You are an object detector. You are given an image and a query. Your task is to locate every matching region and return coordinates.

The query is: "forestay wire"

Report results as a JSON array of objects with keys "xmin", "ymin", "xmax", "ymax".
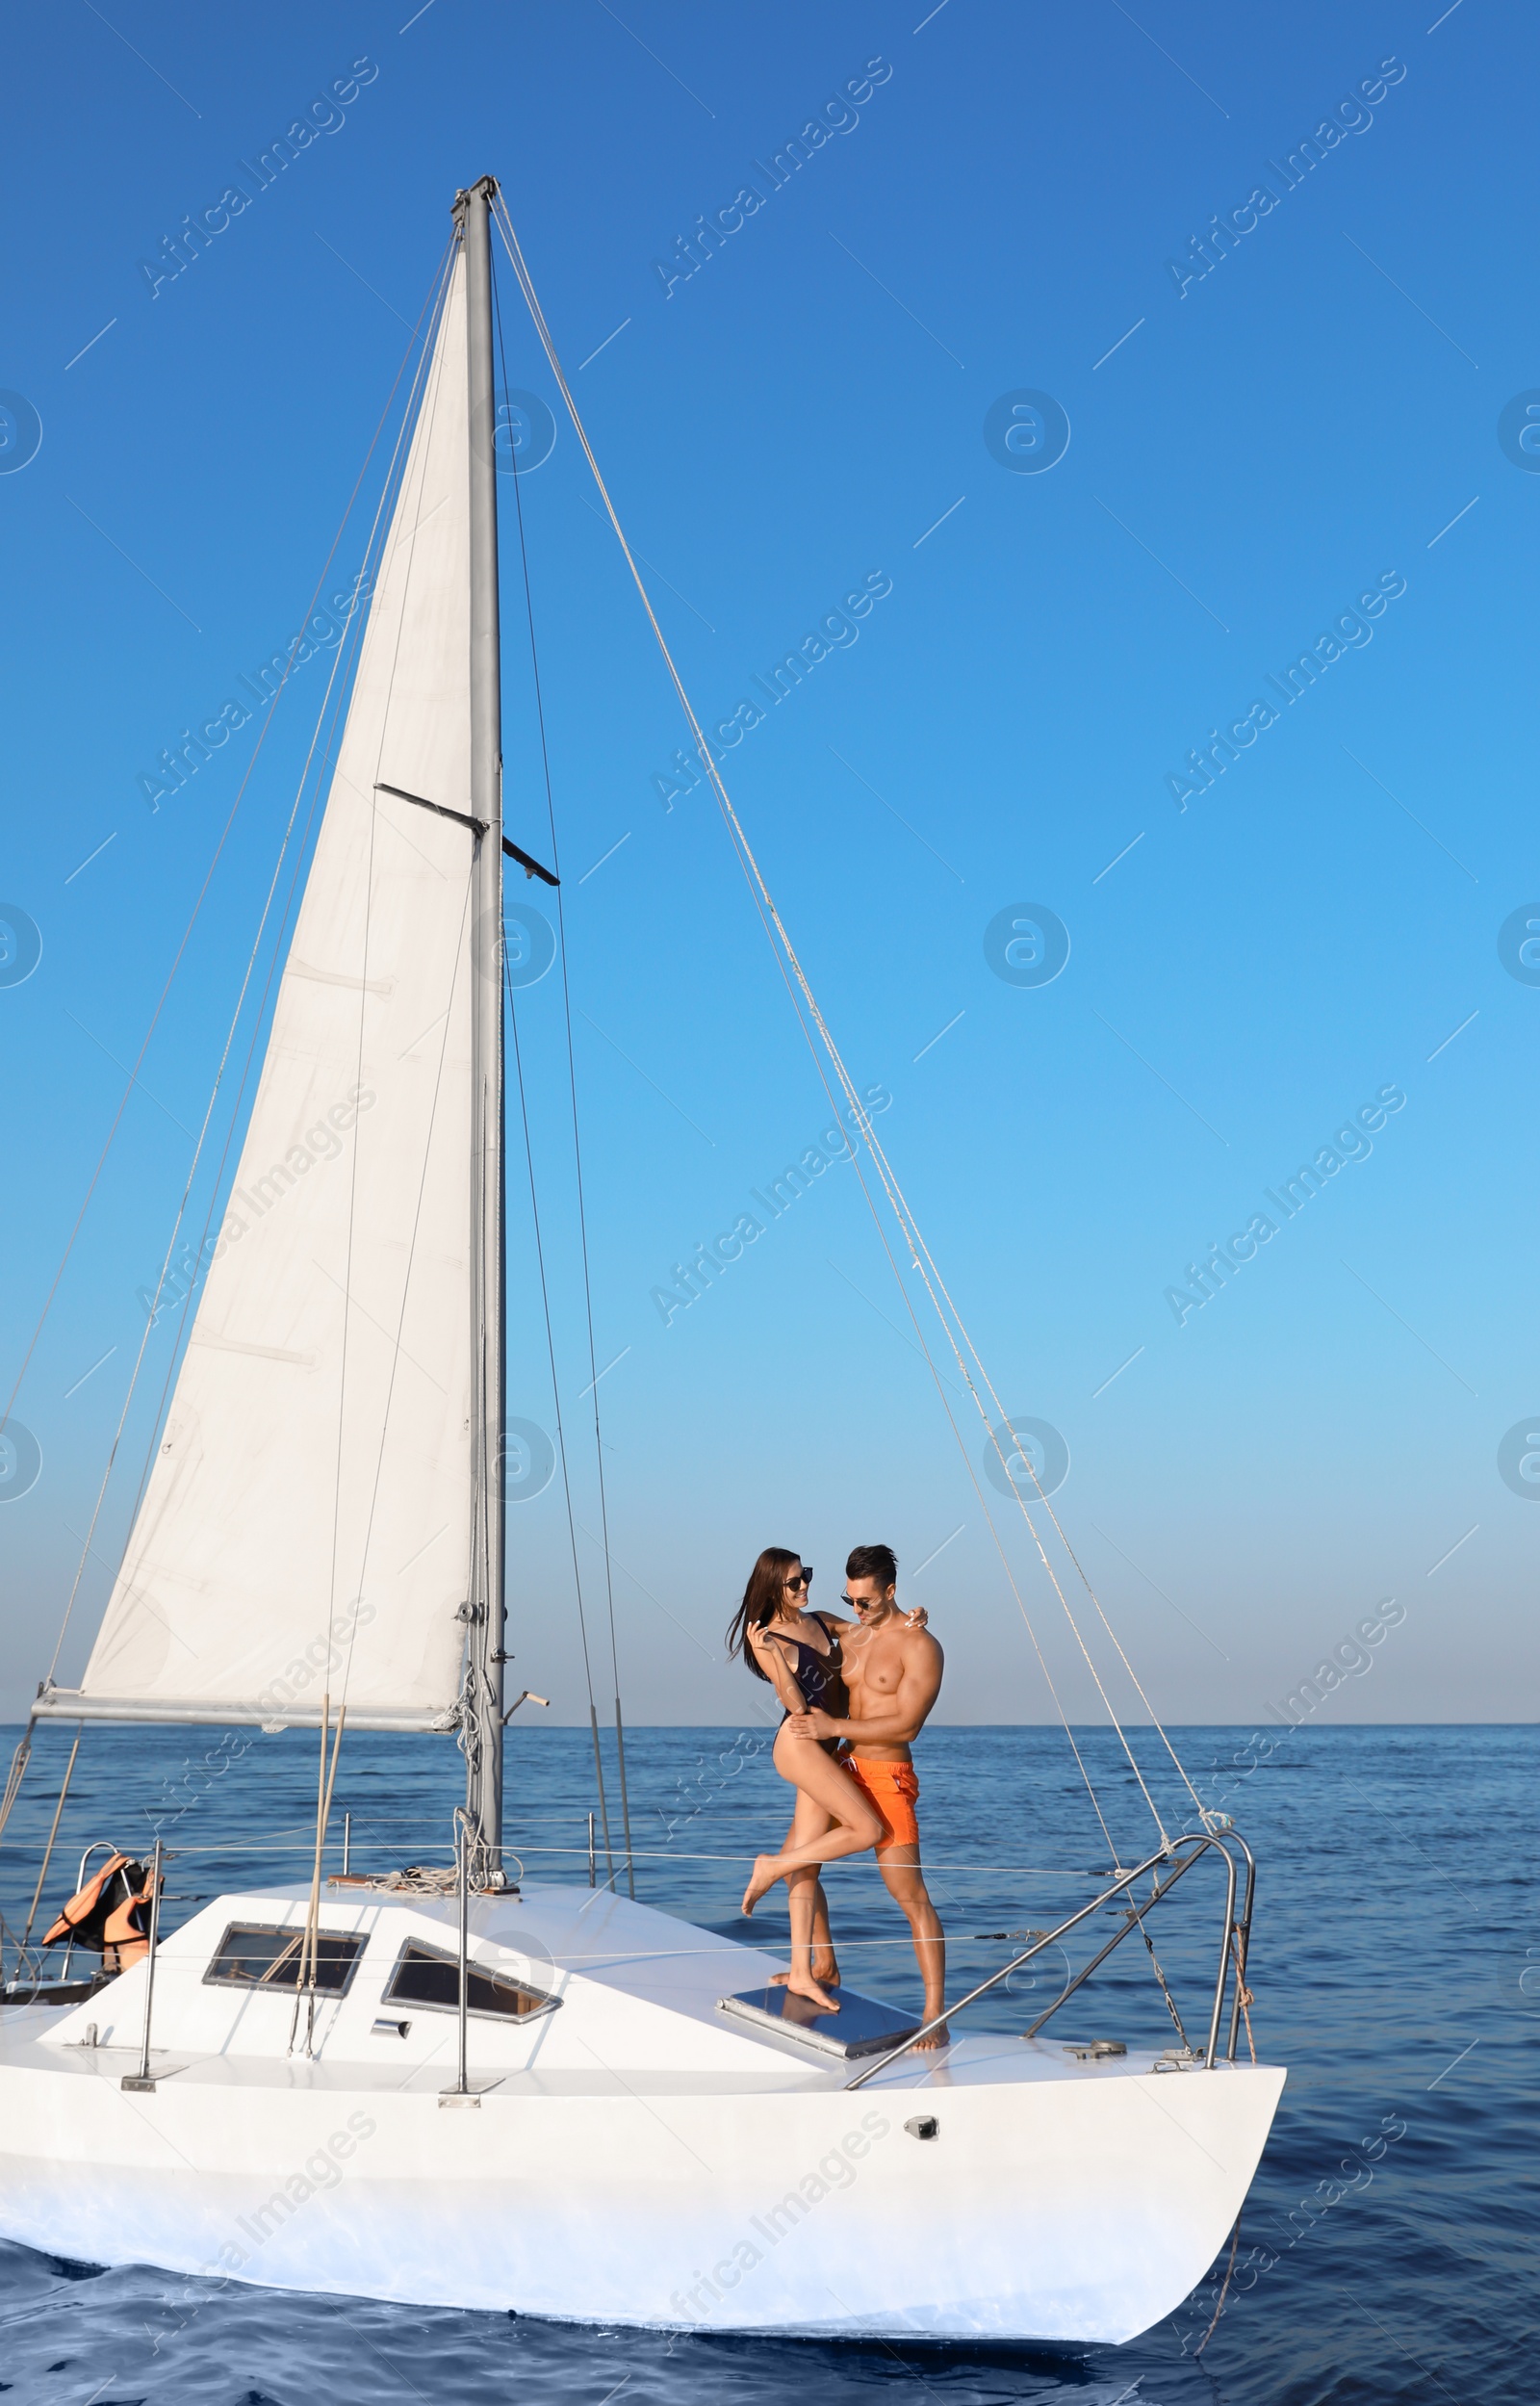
[{"xmin": 492, "ymin": 193, "xmax": 1213, "ymax": 1856}]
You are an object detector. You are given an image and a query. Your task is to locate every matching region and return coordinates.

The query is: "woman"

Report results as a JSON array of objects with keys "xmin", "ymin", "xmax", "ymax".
[{"xmin": 726, "ymin": 1547, "xmax": 883, "ymax": 2011}]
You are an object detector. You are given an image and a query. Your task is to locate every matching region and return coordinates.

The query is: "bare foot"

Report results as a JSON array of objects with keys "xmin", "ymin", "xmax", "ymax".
[
  {"xmin": 912, "ymin": 2022, "xmax": 951, "ymax": 2050},
  {"xmin": 740, "ymin": 1856, "xmax": 781, "ymax": 1915},
  {"xmin": 783, "ymin": 1972, "xmax": 839, "ymax": 2012},
  {"xmin": 770, "ymin": 1957, "xmax": 840, "ymax": 1989}
]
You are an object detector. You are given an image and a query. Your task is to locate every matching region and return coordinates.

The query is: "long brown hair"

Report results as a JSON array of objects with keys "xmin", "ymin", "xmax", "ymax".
[{"xmin": 726, "ymin": 1546, "xmax": 803, "ymax": 1682}]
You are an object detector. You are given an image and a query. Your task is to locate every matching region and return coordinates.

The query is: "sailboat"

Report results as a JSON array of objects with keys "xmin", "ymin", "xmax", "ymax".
[{"xmin": 0, "ymin": 179, "xmax": 1283, "ymax": 2342}]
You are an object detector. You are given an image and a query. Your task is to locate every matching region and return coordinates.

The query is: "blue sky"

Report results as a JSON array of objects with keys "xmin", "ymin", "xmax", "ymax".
[{"xmin": 2, "ymin": 0, "xmax": 1535, "ymax": 1733}]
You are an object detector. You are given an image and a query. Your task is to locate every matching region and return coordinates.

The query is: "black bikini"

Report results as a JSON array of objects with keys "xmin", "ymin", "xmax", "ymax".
[{"xmin": 772, "ymin": 1614, "xmax": 848, "ymax": 1747}]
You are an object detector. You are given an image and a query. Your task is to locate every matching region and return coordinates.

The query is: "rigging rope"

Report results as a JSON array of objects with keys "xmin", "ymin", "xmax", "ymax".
[
  {"xmin": 20, "ymin": 1726, "xmax": 81, "ymax": 1946},
  {"xmin": 292, "ymin": 1695, "xmax": 346, "ymax": 2057},
  {"xmin": 490, "ymin": 194, "xmax": 1208, "ymax": 1850},
  {"xmin": 1230, "ymin": 1923, "xmax": 1257, "ymax": 2062},
  {"xmin": 1194, "ymin": 2212, "xmax": 1245, "ymax": 2357},
  {"xmin": 492, "ymin": 241, "xmax": 635, "ymax": 1894},
  {"xmin": 504, "ymin": 944, "xmax": 615, "ymax": 1886}
]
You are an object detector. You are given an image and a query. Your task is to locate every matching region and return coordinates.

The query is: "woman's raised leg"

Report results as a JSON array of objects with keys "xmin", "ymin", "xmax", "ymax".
[{"xmin": 741, "ymin": 1735, "xmax": 883, "ymax": 1915}]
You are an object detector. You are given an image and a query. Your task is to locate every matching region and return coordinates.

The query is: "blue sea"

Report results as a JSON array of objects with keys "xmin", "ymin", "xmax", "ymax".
[{"xmin": 0, "ymin": 1720, "xmax": 1532, "ymax": 2403}]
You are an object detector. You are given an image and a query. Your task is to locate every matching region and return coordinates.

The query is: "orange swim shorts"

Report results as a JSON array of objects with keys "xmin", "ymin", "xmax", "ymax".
[{"xmin": 845, "ymin": 1755, "xmax": 920, "ymax": 1850}]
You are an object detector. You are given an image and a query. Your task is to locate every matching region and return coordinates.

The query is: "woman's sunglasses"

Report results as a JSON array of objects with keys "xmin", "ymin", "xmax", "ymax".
[{"xmin": 783, "ymin": 1568, "xmax": 812, "ymax": 1591}]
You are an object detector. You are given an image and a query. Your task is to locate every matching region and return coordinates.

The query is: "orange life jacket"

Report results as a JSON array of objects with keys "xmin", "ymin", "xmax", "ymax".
[{"xmin": 42, "ymin": 1850, "xmax": 157, "ymax": 1970}]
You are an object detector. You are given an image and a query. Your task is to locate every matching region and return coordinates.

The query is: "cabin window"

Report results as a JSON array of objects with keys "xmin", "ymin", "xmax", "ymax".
[
  {"xmin": 382, "ymin": 1938, "xmax": 557, "ymax": 2021},
  {"xmin": 205, "ymin": 1921, "xmax": 366, "ymax": 1995}
]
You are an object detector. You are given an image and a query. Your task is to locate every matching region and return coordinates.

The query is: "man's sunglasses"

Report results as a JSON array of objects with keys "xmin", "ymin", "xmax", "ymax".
[
  {"xmin": 783, "ymin": 1568, "xmax": 812, "ymax": 1591},
  {"xmin": 842, "ymin": 1593, "xmax": 884, "ymax": 1612}
]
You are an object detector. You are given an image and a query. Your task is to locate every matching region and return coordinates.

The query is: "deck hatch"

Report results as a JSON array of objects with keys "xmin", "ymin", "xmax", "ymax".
[
  {"xmin": 203, "ymin": 1921, "xmax": 366, "ymax": 1995},
  {"xmin": 382, "ymin": 1937, "xmax": 559, "ymax": 2022},
  {"xmin": 719, "ymin": 1984, "xmax": 921, "ymax": 2060}
]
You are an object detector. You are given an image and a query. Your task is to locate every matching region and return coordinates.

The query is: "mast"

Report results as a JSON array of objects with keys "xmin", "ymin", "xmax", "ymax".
[{"xmin": 459, "ymin": 175, "xmax": 505, "ymax": 1877}]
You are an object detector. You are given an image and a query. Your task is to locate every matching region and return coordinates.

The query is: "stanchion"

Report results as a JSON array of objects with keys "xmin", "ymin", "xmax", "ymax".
[
  {"xmin": 121, "ymin": 1837, "xmax": 164, "ymax": 2093},
  {"xmin": 440, "ymin": 1811, "xmax": 478, "ymax": 2108}
]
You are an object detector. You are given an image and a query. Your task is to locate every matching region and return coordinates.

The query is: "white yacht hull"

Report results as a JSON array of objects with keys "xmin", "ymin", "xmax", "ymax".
[{"xmin": 0, "ymin": 1883, "xmax": 1284, "ymax": 2342}]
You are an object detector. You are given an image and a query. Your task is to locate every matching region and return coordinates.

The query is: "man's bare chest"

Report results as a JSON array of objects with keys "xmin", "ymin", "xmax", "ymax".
[{"xmin": 844, "ymin": 1634, "xmax": 907, "ymax": 1697}]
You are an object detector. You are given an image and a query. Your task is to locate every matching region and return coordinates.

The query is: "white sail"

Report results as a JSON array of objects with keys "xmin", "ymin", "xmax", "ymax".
[{"xmin": 72, "ymin": 257, "xmax": 478, "ymax": 1729}]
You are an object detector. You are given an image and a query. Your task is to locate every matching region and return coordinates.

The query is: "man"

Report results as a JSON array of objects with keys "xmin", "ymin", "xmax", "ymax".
[{"xmin": 785, "ymin": 1542, "xmax": 948, "ymax": 2045}]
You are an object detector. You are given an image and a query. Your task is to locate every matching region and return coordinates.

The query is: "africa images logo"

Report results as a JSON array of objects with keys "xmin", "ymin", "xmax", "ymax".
[
  {"xmin": 984, "ymin": 391, "xmax": 1070, "ymax": 476},
  {"xmin": 983, "ymin": 904, "xmax": 1070, "ymax": 987}
]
